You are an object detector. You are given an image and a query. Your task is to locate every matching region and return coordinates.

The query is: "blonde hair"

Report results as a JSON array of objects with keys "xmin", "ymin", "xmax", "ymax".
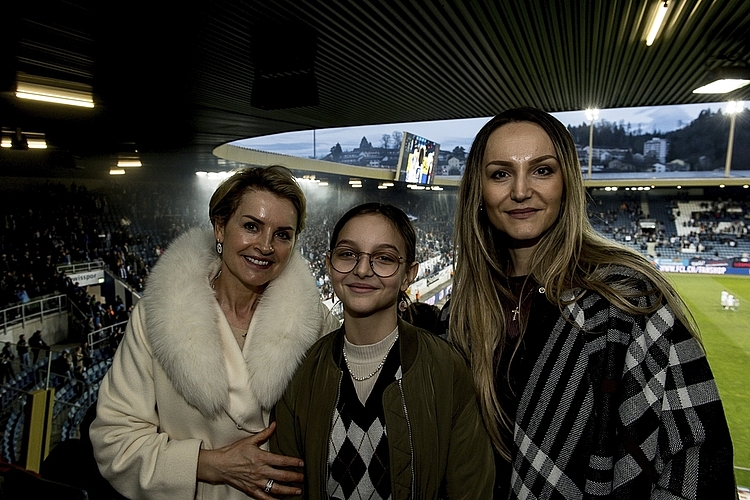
[
  {"xmin": 450, "ymin": 107, "xmax": 698, "ymax": 460},
  {"xmin": 209, "ymin": 165, "xmax": 306, "ymax": 236}
]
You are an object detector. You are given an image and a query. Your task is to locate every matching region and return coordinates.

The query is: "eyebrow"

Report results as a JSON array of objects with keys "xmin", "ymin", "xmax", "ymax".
[
  {"xmin": 334, "ymin": 239, "xmax": 401, "ymax": 252},
  {"xmin": 241, "ymin": 214, "xmax": 295, "ymax": 232},
  {"xmin": 485, "ymin": 154, "xmax": 558, "ymax": 168}
]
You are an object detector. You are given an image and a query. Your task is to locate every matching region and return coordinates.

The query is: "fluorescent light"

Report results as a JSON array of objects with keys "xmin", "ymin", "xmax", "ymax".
[
  {"xmin": 16, "ymin": 82, "xmax": 94, "ymax": 108},
  {"xmin": 16, "ymin": 73, "xmax": 94, "ymax": 108},
  {"xmin": 209, "ymin": 172, "xmax": 231, "ymax": 179},
  {"xmin": 117, "ymin": 159, "xmax": 142, "ymax": 167},
  {"xmin": 693, "ymin": 67, "xmax": 750, "ymax": 94},
  {"xmin": 117, "ymin": 149, "xmax": 142, "ymax": 167},
  {"xmin": 197, "ymin": 171, "xmax": 233, "ymax": 180},
  {"xmin": 109, "ymin": 168, "xmax": 126, "ymax": 175},
  {"xmin": 646, "ymin": 2, "xmax": 668, "ymax": 46},
  {"xmin": 1, "ymin": 129, "xmax": 46, "ymax": 149},
  {"xmin": 693, "ymin": 79, "xmax": 750, "ymax": 94},
  {"xmin": 16, "ymin": 90, "xmax": 93, "ymax": 108}
]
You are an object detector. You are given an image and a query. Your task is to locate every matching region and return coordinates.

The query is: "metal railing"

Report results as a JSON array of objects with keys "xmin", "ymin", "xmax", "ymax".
[
  {"xmin": 1, "ymin": 351, "xmax": 111, "ymax": 463},
  {"xmin": 0, "ymin": 295, "xmax": 68, "ymax": 335},
  {"xmin": 56, "ymin": 260, "xmax": 105, "ymax": 275},
  {"xmin": 67, "ymin": 297, "xmax": 90, "ymax": 323},
  {"xmin": 103, "ymin": 268, "xmax": 143, "ymax": 302},
  {"xmin": 88, "ymin": 320, "xmax": 129, "ymax": 351}
]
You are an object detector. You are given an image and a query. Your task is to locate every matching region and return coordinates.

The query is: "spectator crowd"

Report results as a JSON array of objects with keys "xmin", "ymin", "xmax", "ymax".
[{"xmin": 2, "ymin": 180, "xmax": 748, "ymax": 318}]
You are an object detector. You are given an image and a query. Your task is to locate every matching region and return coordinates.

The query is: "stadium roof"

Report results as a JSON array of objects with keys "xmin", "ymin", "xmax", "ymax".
[{"xmin": 1, "ymin": 0, "xmax": 749, "ymax": 180}]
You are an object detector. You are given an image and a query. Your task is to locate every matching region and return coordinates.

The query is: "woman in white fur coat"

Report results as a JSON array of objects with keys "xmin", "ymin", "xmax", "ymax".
[{"xmin": 90, "ymin": 166, "xmax": 339, "ymax": 500}]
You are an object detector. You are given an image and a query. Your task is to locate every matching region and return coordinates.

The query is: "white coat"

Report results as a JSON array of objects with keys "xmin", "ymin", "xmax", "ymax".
[{"xmin": 90, "ymin": 228, "xmax": 339, "ymax": 500}]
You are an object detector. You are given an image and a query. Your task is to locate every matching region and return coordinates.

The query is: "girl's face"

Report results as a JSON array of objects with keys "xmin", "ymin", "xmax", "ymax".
[{"xmin": 327, "ymin": 213, "xmax": 418, "ymax": 319}]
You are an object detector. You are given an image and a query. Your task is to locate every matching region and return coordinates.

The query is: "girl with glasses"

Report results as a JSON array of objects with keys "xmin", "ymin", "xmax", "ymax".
[{"xmin": 271, "ymin": 202, "xmax": 494, "ymax": 499}]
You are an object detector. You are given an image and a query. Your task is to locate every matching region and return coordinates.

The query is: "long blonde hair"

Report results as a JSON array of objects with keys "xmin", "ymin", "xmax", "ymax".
[{"xmin": 449, "ymin": 107, "xmax": 698, "ymax": 460}]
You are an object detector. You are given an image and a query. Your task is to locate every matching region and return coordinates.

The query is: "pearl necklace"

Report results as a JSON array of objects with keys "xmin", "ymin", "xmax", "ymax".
[{"xmin": 342, "ymin": 334, "xmax": 399, "ymax": 382}]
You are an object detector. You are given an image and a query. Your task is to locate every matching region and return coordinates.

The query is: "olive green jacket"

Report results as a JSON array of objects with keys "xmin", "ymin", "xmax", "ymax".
[{"xmin": 271, "ymin": 319, "xmax": 494, "ymax": 499}]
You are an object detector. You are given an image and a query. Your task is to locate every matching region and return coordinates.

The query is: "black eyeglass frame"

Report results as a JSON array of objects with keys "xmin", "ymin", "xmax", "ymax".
[{"xmin": 327, "ymin": 249, "xmax": 405, "ymax": 278}]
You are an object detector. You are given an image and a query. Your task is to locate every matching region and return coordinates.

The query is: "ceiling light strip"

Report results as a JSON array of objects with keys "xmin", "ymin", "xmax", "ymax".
[
  {"xmin": 117, "ymin": 160, "xmax": 142, "ymax": 168},
  {"xmin": 693, "ymin": 79, "xmax": 750, "ymax": 94},
  {"xmin": 646, "ymin": 2, "xmax": 668, "ymax": 46},
  {"xmin": 16, "ymin": 82, "xmax": 94, "ymax": 108}
]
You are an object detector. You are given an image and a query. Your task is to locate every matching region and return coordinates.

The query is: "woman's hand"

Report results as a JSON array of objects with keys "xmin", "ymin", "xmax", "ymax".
[{"xmin": 197, "ymin": 422, "xmax": 304, "ymax": 498}]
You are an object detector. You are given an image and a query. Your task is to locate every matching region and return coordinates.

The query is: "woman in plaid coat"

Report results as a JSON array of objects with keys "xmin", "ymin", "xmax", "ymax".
[{"xmin": 450, "ymin": 107, "xmax": 736, "ymax": 499}]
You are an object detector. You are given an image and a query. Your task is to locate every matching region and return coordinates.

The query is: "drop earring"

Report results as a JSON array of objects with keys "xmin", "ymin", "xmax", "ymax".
[
  {"xmin": 216, "ymin": 241, "xmax": 223, "ymax": 255},
  {"xmin": 399, "ymin": 298, "xmax": 408, "ymax": 312}
]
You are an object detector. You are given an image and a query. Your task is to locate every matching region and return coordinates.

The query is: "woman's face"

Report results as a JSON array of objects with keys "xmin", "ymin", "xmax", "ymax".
[
  {"xmin": 481, "ymin": 121, "xmax": 564, "ymax": 249},
  {"xmin": 214, "ymin": 189, "xmax": 297, "ymax": 293},
  {"xmin": 327, "ymin": 213, "xmax": 417, "ymax": 319}
]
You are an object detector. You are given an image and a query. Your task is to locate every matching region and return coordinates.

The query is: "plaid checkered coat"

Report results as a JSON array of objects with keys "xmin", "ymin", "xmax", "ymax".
[{"xmin": 508, "ymin": 266, "xmax": 736, "ymax": 499}]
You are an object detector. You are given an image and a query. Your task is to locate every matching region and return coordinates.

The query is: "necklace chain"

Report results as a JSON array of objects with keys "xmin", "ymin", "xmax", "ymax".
[
  {"xmin": 343, "ymin": 334, "xmax": 399, "ymax": 381},
  {"xmin": 511, "ymin": 281, "xmax": 524, "ymax": 321},
  {"xmin": 510, "ymin": 282, "xmax": 546, "ymax": 321}
]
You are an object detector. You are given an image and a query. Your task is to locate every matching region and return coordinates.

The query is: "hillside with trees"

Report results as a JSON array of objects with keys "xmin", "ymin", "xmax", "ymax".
[{"xmin": 567, "ymin": 108, "xmax": 749, "ymax": 171}]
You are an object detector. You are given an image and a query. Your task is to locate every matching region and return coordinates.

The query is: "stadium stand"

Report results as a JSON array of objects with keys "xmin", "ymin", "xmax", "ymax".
[{"xmin": 1, "ymin": 179, "xmax": 748, "ymax": 498}]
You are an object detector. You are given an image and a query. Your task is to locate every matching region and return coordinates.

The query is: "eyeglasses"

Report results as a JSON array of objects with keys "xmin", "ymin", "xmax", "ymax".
[{"xmin": 328, "ymin": 247, "xmax": 405, "ymax": 278}]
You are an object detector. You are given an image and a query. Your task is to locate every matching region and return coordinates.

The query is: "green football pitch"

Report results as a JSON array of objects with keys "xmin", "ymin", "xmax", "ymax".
[{"xmin": 667, "ymin": 273, "xmax": 750, "ymax": 488}]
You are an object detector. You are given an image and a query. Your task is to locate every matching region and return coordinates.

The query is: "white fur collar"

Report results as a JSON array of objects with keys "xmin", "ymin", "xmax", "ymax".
[{"xmin": 143, "ymin": 227, "xmax": 324, "ymax": 419}]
